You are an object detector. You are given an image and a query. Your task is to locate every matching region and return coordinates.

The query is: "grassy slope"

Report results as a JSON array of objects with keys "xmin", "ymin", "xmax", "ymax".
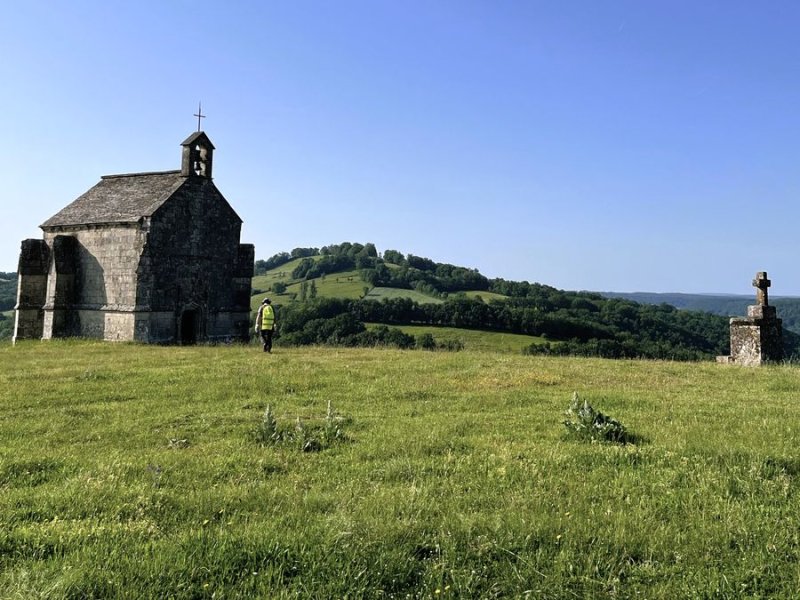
[
  {"xmin": 3, "ymin": 341, "xmax": 800, "ymax": 597},
  {"xmin": 463, "ymin": 290, "xmax": 508, "ymax": 302},
  {"xmin": 287, "ymin": 270, "xmax": 367, "ymax": 300},
  {"xmin": 365, "ymin": 287, "xmax": 442, "ymax": 304},
  {"xmin": 251, "ymin": 257, "xmax": 315, "ymax": 292},
  {"xmin": 372, "ymin": 323, "xmax": 545, "ymax": 353},
  {"xmin": 251, "ymin": 259, "xmax": 446, "ymax": 310}
]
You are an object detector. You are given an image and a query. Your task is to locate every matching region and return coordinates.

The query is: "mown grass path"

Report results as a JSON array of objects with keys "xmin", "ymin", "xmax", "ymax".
[{"xmin": 2, "ymin": 341, "xmax": 800, "ymax": 598}]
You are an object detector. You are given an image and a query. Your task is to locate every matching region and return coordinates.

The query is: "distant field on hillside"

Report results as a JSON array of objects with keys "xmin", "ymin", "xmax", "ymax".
[
  {"xmin": 251, "ymin": 270, "xmax": 368, "ymax": 312},
  {"xmin": 251, "ymin": 256, "xmax": 314, "ymax": 292},
  {"xmin": 3, "ymin": 341, "xmax": 800, "ymax": 597},
  {"xmin": 250, "ymin": 292, "xmax": 292, "ymax": 313},
  {"xmin": 365, "ymin": 287, "xmax": 443, "ymax": 304},
  {"xmin": 286, "ymin": 270, "xmax": 367, "ymax": 300},
  {"xmin": 369, "ymin": 323, "xmax": 545, "ymax": 353},
  {"xmin": 463, "ymin": 290, "xmax": 508, "ymax": 302}
]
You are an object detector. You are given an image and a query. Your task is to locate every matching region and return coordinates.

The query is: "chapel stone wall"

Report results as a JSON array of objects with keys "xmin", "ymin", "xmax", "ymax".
[
  {"xmin": 40, "ymin": 226, "xmax": 147, "ymax": 341},
  {"xmin": 42, "ymin": 235, "xmax": 78, "ymax": 338},
  {"xmin": 143, "ymin": 177, "xmax": 250, "ymax": 342},
  {"xmin": 13, "ymin": 239, "xmax": 50, "ymax": 343}
]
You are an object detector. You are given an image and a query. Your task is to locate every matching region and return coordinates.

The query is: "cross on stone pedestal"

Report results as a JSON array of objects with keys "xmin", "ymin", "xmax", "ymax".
[{"xmin": 753, "ymin": 271, "xmax": 771, "ymax": 306}]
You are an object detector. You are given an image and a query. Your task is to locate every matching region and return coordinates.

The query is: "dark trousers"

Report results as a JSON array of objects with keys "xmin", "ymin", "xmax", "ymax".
[{"xmin": 260, "ymin": 328, "xmax": 274, "ymax": 352}]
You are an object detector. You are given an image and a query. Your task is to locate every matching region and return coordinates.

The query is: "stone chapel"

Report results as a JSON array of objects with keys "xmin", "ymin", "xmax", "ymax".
[{"xmin": 13, "ymin": 131, "xmax": 254, "ymax": 344}]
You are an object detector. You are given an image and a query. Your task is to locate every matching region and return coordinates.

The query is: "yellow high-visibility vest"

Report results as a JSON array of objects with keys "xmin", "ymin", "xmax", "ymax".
[{"xmin": 261, "ymin": 305, "xmax": 275, "ymax": 330}]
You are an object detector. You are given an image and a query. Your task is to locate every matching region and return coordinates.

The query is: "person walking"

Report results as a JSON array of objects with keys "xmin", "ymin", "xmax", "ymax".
[{"xmin": 255, "ymin": 298, "xmax": 276, "ymax": 353}]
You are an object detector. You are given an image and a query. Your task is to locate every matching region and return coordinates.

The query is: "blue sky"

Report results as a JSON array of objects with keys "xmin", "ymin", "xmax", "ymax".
[{"xmin": 2, "ymin": 1, "xmax": 799, "ymax": 294}]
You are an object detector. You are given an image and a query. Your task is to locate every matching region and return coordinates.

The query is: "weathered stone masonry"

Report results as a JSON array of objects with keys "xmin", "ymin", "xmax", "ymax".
[
  {"xmin": 14, "ymin": 131, "xmax": 254, "ymax": 344},
  {"xmin": 718, "ymin": 271, "xmax": 783, "ymax": 366}
]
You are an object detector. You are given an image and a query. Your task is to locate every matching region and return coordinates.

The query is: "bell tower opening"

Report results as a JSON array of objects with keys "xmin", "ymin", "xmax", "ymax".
[{"xmin": 180, "ymin": 131, "xmax": 215, "ymax": 179}]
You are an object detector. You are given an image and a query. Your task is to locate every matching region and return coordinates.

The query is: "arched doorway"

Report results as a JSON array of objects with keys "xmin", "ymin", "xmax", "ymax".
[{"xmin": 180, "ymin": 309, "xmax": 198, "ymax": 345}]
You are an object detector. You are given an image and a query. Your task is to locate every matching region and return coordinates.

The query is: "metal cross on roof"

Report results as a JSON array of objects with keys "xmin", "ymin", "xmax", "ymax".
[{"xmin": 193, "ymin": 102, "xmax": 205, "ymax": 132}]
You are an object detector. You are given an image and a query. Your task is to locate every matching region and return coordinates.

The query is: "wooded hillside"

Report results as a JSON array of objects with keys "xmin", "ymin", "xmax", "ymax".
[
  {"xmin": 602, "ymin": 291, "xmax": 800, "ymax": 335},
  {"xmin": 256, "ymin": 243, "xmax": 800, "ymax": 360},
  {"xmin": 0, "ymin": 273, "xmax": 16, "ymax": 312}
]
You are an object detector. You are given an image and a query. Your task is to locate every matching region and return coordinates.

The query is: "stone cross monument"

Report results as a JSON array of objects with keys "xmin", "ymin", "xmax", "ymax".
[
  {"xmin": 718, "ymin": 271, "xmax": 783, "ymax": 366},
  {"xmin": 753, "ymin": 271, "xmax": 770, "ymax": 307}
]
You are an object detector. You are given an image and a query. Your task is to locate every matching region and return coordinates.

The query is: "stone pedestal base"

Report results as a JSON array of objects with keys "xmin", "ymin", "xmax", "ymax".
[{"xmin": 722, "ymin": 309, "xmax": 783, "ymax": 366}]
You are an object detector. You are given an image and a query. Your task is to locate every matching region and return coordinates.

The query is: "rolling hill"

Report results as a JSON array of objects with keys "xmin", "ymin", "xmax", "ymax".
[{"xmin": 249, "ymin": 243, "xmax": 766, "ymax": 360}]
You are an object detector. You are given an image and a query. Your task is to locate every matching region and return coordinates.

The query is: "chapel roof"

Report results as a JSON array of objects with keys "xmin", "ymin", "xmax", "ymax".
[{"xmin": 40, "ymin": 170, "xmax": 186, "ymax": 228}]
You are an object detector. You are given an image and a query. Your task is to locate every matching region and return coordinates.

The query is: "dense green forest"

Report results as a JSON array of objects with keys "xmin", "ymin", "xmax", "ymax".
[
  {"xmin": 262, "ymin": 244, "xmax": 800, "ymax": 360},
  {"xmin": 0, "ymin": 272, "xmax": 15, "ymax": 341},
  {"xmin": 603, "ymin": 291, "xmax": 800, "ymax": 335},
  {"xmin": 0, "ymin": 313, "xmax": 11, "ymax": 340},
  {"xmin": 0, "ymin": 273, "xmax": 17, "ymax": 341},
  {"xmin": 0, "ymin": 273, "xmax": 16, "ymax": 312}
]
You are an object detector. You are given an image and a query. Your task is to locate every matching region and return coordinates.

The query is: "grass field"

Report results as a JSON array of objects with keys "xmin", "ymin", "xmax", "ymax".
[
  {"xmin": 370, "ymin": 323, "xmax": 546, "ymax": 353},
  {"xmin": 365, "ymin": 287, "xmax": 443, "ymax": 304},
  {"xmin": 3, "ymin": 340, "xmax": 800, "ymax": 597},
  {"xmin": 463, "ymin": 290, "xmax": 508, "ymax": 303},
  {"xmin": 250, "ymin": 270, "xmax": 369, "ymax": 312},
  {"xmin": 285, "ymin": 270, "xmax": 368, "ymax": 300},
  {"xmin": 251, "ymin": 257, "xmax": 318, "ymax": 293}
]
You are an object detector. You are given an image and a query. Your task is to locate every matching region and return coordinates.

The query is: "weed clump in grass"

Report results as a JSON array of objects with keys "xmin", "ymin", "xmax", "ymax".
[
  {"xmin": 563, "ymin": 392, "xmax": 631, "ymax": 444},
  {"xmin": 255, "ymin": 400, "xmax": 349, "ymax": 452},
  {"xmin": 256, "ymin": 404, "xmax": 281, "ymax": 445}
]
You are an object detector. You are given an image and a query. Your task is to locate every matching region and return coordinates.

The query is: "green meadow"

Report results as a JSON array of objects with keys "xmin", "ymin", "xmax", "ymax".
[
  {"xmin": 3, "ymin": 340, "xmax": 800, "ymax": 598},
  {"xmin": 292, "ymin": 270, "xmax": 368, "ymax": 300},
  {"xmin": 463, "ymin": 291, "xmax": 508, "ymax": 303},
  {"xmin": 371, "ymin": 324, "xmax": 545, "ymax": 353},
  {"xmin": 251, "ymin": 257, "xmax": 317, "ymax": 291},
  {"xmin": 365, "ymin": 287, "xmax": 443, "ymax": 304},
  {"xmin": 250, "ymin": 256, "xmax": 500, "ymax": 310}
]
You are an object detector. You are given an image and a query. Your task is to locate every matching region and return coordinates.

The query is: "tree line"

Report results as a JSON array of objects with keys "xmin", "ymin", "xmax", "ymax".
[
  {"xmin": 271, "ymin": 294, "xmax": 744, "ymax": 360},
  {"xmin": 603, "ymin": 291, "xmax": 800, "ymax": 336},
  {"xmin": 0, "ymin": 273, "xmax": 17, "ymax": 312}
]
